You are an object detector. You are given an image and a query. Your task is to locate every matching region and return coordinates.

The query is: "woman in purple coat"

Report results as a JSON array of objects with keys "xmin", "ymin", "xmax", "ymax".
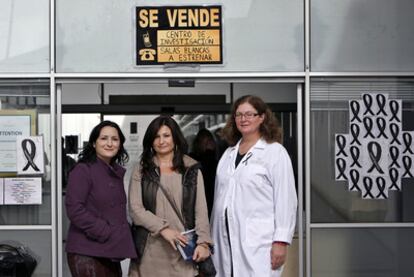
[{"xmin": 65, "ymin": 121, "xmax": 137, "ymax": 276}]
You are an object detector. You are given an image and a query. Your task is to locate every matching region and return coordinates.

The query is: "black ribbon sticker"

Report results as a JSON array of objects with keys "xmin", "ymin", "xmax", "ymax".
[
  {"xmin": 350, "ymin": 146, "xmax": 361, "ymax": 168},
  {"xmin": 388, "ymin": 168, "xmax": 400, "ymax": 191},
  {"xmin": 363, "ymin": 117, "xmax": 375, "ymax": 139},
  {"xmin": 375, "ymin": 94, "xmax": 387, "ymax": 116},
  {"xmin": 335, "ymin": 158, "xmax": 348, "ymax": 180},
  {"xmin": 335, "ymin": 135, "xmax": 348, "ymax": 157},
  {"xmin": 350, "ymin": 100, "xmax": 362, "ymax": 122},
  {"xmin": 376, "ymin": 117, "xmax": 388, "ymax": 139},
  {"xmin": 402, "ymin": 156, "xmax": 413, "ymax": 178},
  {"xmin": 362, "ymin": 94, "xmax": 375, "ymax": 116},
  {"xmin": 242, "ymin": 152, "xmax": 253, "ymax": 165},
  {"xmin": 349, "ymin": 169, "xmax": 361, "ymax": 191},
  {"xmin": 363, "ymin": 177, "xmax": 375, "ymax": 198},
  {"xmin": 389, "ymin": 146, "xmax": 401, "ymax": 168},
  {"xmin": 375, "ymin": 177, "xmax": 387, "ymax": 199},
  {"xmin": 402, "ymin": 133, "xmax": 413, "ymax": 154},
  {"xmin": 389, "ymin": 100, "xmax": 401, "ymax": 122},
  {"xmin": 389, "ymin": 123, "xmax": 401, "ymax": 145},
  {"xmin": 367, "ymin": 141, "xmax": 384, "ymax": 174},
  {"xmin": 21, "ymin": 139, "xmax": 40, "ymax": 172},
  {"xmin": 350, "ymin": 124, "xmax": 361, "ymax": 145}
]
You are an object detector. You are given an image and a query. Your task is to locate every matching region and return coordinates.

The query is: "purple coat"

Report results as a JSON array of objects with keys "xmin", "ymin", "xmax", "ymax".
[{"xmin": 65, "ymin": 158, "xmax": 137, "ymax": 259}]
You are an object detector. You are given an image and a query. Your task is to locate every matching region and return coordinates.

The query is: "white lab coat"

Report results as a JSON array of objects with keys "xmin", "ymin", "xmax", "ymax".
[{"xmin": 211, "ymin": 138, "xmax": 297, "ymax": 277}]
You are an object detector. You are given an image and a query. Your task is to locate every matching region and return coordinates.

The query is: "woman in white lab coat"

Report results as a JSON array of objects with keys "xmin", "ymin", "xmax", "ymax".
[{"xmin": 211, "ymin": 95, "xmax": 297, "ymax": 277}]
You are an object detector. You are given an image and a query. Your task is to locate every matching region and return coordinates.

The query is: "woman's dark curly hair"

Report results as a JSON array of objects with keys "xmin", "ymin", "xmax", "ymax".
[
  {"xmin": 77, "ymin": 120, "xmax": 129, "ymax": 166},
  {"xmin": 141, "ymin": 115, "xmax": 188, "ymax": 175},
  {"xmin": 222, "ymin": 95, "xmax": 282, "ymax": 146}
]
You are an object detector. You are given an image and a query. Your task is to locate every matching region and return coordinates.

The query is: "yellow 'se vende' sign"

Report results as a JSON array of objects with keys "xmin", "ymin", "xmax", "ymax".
[{"xmin": 136, "ymin": 6, "xmax": 223, "ymax": 65}]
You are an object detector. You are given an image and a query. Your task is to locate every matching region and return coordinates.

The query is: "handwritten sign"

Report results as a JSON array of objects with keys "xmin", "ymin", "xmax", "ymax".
[{"xmin": 136, "ymin": 6, "xmax": 222, "ymax": 65}]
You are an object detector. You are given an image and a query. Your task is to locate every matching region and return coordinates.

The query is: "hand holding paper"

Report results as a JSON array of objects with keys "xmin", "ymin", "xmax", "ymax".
[{"xmin": 175, "ymin": 229, "xmax": 197, "ymax": 261}]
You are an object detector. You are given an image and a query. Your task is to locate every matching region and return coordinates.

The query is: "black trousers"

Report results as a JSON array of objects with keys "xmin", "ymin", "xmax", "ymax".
[{"xmin": 67, "ymin": 253, "xmax": 122, "ymax": 277}]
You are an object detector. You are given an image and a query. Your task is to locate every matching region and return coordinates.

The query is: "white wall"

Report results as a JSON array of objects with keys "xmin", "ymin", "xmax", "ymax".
[{"xmin": 62, "ymin": 82, "xmax": 298, "ymax": 105}]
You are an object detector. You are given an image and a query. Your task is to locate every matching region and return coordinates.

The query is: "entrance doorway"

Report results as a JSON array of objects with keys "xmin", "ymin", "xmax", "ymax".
[{"xmin": 58, "ymin": 80, "xmax": 302, "ymax": 277}]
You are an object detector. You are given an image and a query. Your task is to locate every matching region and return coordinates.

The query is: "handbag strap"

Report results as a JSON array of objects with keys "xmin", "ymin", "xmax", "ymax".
[
  {"xmin": 0, "ymin": 244, "xmax": 21, "ymax": 254},
  {"xmin": 157, "ymin": 183, "xmax": 187, "ymax": 228}
]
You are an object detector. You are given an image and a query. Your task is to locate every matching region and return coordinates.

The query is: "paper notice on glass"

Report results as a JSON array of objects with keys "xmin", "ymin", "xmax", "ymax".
[
  {"xmin": 16, "ymin": 136, "xmax": 44, "ymax": 175},
  {"xmin": 0, "ymin": 178, "xmax": 4, "ymax": 204},
  {"xmin": 4, "ymin": 177, "xmax": 42, "ymax": 205},
  {"xmin": 0, "ymin": 115, "xmax": 31, "ymax": 172}
]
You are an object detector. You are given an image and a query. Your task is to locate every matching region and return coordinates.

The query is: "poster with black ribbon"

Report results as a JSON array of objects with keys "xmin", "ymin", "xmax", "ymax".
[
  {"xmin": 16, "ymin": 136, "xmax": 44, "ymax": 176},
  {"xmin": 335, "ymin": 93, "xmax": 414, "ymax": 199}
]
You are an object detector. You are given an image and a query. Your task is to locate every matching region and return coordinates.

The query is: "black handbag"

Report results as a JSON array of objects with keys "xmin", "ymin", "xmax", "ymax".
[
  {"xmin": 130, "ymin": 224, "xmax": 149, "ymax": 260},
  {"xmin": 0, "ymin": 244, "xmax": 37, "ymax": 277},
  {"xmin": 197, "ymin": 256, "xmax": 217, "ymax": 277}
]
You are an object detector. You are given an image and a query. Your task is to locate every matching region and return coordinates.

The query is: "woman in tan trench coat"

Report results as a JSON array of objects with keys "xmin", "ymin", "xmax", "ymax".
[{"xmin": 128, "ymin": 115, "xmax": 212, "ymax": 277}]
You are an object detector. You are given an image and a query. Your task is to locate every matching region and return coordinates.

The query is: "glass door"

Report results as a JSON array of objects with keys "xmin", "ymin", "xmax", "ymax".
[{"xmin": 59, "ymin": 80, "xmax": 302, "ymax": 277}]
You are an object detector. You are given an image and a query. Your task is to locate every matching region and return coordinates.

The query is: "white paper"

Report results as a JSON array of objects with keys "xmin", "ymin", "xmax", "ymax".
[
  {"xmin": 4, "ymin": 177, "xmax": 42, "ymax": 205},
  {"xmin": 16, "ymin": 136, "xmax": 45, "ymax": 175},
  {"xmin": 336, "ymin": 93, "xmax": 414, "ymax": 199},
  {"xmin": 0, "ymin": 116, "xmax": 31, "ymax": 172}
]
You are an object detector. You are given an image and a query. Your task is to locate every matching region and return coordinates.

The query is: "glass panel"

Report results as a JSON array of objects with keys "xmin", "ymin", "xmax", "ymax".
[
  {"xmin": 0, "ymin": 230, "xmax": 51, "ymax": 276},
  {"xmin": 310, "ymin": 80, "xmax": 414, "ymax": 222},
  {"xmin": 0, "ymin": 0, "xmax": 49, "ymax": 73},
  {"xmin": 0, "ymin": 82, "xmax": 51, "ymax": 224},
  {"xmin": 62, "ymin": 84, "xmax": 102, "ymax": 105},
  {"xmin": 56, "ymin": 0, "xmax": 303, "ymax": 72},
  {"xmin": 311, "ymin": 0, "xmax": 414, "ymax": 72},
  {"xmin": 312, "ymin": 228, "xmax": 414, "ymax": 277}
]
